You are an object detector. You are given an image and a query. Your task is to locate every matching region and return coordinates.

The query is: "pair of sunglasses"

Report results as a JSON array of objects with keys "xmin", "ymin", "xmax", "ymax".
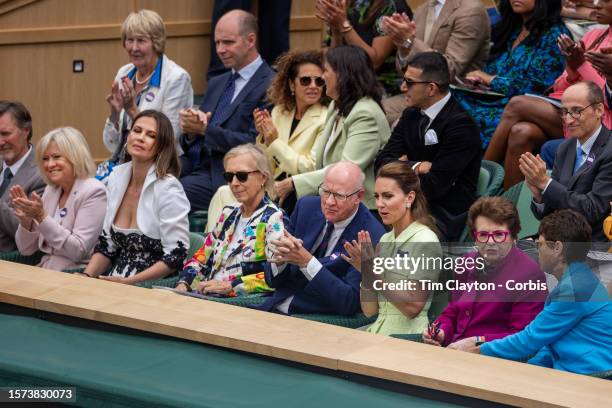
[
  {"xmin": 299, "ymin": 76, "xmax": 325, "ymax": 87},
  {"xmin": 223, "ymin": 170, "xmax": 260, "ymax": 183}
]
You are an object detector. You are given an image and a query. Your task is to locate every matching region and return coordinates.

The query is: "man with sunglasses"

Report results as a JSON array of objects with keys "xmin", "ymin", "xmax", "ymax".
[
  {"xmin": 520, "ymin": 81, "xmax": 612, "ymax": 241},
  {"xmin": 178, "ymin": 10, "xmax": 274, "ymax": 212},
  {"xmin": 375, "ymin": 52, "xmax": 481, "ymax": 241},
  {"xmin": 254, "ymin": 162, "xmax": 385, "ymax": 316}
]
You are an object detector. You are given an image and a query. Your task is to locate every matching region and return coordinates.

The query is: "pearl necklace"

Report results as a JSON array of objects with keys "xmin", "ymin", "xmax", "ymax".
[{"xmin": 135, "ymin": 70, "xmax": 154, "ymax": 85}]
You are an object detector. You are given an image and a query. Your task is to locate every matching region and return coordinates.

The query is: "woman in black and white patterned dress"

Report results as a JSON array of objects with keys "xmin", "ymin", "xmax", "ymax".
[{"xmin": 83, "ymin": 110, "xmax": 190, "ymax": 284}]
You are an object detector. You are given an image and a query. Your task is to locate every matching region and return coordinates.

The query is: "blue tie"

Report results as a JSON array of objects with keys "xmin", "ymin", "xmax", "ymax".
[
  {"xmin": 187, "ymin": 72, "xmax": 240, "ymax": 170},
  {"xmin": 0, "ymin": 168, "xmax": 13, "ymax": 197},
  {"xmin": 314, "ymin": 222, "xmax": 334, "ymax": 259},
  {"xmin": 573, "ymin": 146, "xmax": 585, "ymax": 174}
]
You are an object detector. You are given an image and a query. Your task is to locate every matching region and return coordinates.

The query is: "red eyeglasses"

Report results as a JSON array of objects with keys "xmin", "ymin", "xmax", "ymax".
[{"xmin": 472, "ymin": 230, "xmax": 511, "ymax": 243}]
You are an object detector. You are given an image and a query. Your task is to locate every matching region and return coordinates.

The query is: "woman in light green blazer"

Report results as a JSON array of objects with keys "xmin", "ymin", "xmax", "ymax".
[
  {"xmin": 276, "ymin": 45, "xmax": 391, "ymax": 210},
  {"xmin": 344, "ymin": 161, "xmax": 442, "ymax": 336}
]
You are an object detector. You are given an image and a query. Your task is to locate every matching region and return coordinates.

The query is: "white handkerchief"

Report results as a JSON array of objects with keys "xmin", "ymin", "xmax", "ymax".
[{"xmin": 424, "ymin": 129, "xmax": 438, "ymax": 145}]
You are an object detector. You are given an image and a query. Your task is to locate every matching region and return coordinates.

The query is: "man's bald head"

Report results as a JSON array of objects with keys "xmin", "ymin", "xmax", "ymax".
[
  {"xmin": 320, "ymin": 161, "xmax": 365, "ymax": 223},
  {"xmin": 217, "ymin": 9, "xmax": 257, "ymax": 37},
  {"xmin": 214, "ymin": 9, "xmax": 259, "ymax": 71}
]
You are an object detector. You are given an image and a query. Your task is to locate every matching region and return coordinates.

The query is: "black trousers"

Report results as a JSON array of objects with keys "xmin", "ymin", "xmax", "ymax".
[{"xmin": 207, "ymin": 0, "xmax": 292, "ymax": 79}]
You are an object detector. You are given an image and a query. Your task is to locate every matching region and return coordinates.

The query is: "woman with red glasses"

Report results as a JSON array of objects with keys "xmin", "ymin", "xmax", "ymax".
[
  {"xmin": 206, "ymin": 50, "xmax": 329, "ymax": 228},
  {"xmin": 175, "ymin": 144, "xmax": 284, "ymax": 297},
  {"xmin": 422, "ymin": 196, "xmax": 548, "ymax": 350}
]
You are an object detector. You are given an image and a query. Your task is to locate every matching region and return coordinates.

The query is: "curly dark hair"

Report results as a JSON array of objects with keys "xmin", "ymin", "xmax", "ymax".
[
  {"xmin": 490, "ymin": 0, "xmax": 563, "ymax": 59},
  {"xmin": 267, "ymin": 50, "xmax": 329, "ymax": 112},
  {"xmin": 324, "ymin": 45, "xmax": 383, "ymax": 117}
]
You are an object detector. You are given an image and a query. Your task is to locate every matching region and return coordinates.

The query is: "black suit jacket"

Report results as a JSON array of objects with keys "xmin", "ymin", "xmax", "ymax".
[
  {"xmin": 531, "ymin": 126, "xmax": 612, "ymax": 242},
  {"xmin": 375, "ymin": 95, "xmax": 482, "ymax": 240},
  {"xmin": 180, "ymin": 61, "xmax": 275, "ymax": 190}
]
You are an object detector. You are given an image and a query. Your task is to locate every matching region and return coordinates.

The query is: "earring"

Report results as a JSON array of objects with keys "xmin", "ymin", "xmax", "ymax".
[
  {"xmin": 406, "ymin": 202, "xmax": 412, "ymax": 209},
  {"xmin": 291, "ymin": 90, "xmax": 295, "ymax": 96}
]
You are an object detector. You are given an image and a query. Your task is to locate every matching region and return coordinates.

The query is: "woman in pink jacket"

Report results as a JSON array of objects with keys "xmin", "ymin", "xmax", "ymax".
[
  {"xmin": 12, "ymin": 127, "xmax": 107, "ymax": 271},
  {"xmin": 484, "ymin": 0, "xmax": 612, "ymax": 188}
]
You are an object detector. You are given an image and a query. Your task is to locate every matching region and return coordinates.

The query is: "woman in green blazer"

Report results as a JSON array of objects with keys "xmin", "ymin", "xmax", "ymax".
[{"xmin": 277, "ymin": 45, "xmax": 391, "ymax": 210}]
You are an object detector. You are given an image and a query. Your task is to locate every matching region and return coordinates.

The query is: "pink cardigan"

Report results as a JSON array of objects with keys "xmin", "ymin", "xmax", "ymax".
[
  {"xmin": 549, "ymin": 27, "xmax": 612, "ymax": 131},
  {"xmin": 15, "ymin": 178, "xmax": 107, "ymax": 271}
]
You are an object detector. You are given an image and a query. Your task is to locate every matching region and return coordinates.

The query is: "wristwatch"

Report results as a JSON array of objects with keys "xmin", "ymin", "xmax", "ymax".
[
  {"xmin": 340, "ymin": 20, "xmax": 353, "ymax": 33},
  {"xmin": 402, "ymin": 37, "xmax": 413, "ymax": 49}
]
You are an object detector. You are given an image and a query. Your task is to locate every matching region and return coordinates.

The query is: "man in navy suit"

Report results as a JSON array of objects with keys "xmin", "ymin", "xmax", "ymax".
[
  {"xmin": 179, "ymin": 9, "xmax": 274, "ymax": 212},
  {"xmin": 256, "ymin": 162, "xmax": 386, "ymax": 316}
]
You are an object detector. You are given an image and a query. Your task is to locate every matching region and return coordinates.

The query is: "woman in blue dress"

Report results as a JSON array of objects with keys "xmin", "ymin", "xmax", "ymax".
[{"xmin": 453, "ymin": 0, "xmax": 569, "ymax": 149}]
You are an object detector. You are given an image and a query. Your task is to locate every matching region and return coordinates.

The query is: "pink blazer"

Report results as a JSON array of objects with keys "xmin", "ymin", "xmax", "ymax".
[
  {"xmin": 15, "ymin": 177, "xmax": 107, "ymax": 271},
  {"xmin": 549, "ymin": 27, "xmax": 612, "ymax": 131}
]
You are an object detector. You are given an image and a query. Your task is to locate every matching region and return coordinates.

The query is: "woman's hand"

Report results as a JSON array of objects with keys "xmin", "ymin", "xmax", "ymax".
[
  {"xmin": 341, "ymin": 230, "xmax": 374, "ymax": 274},
  {"xmin": 557, "ymin": 34, "xmax": 585, "ymax": 74},
  {"xmin": 422, "ymin": 326, "xmax": 445, "ymax": 346},
  {"xmin": 198, "ymin": 280, "xmax": 233, "ymax": 295},
  {"xmin": 447, "ymin": 336, "xmax": 481, "ymax": 353},
  {"xmin": 120, "ymin": 76, "xmax": 139, "ymax": 119},
  {"xmin": 275, "ymin": 178, "xmax": 294, "ymax": 206},
  {"xmin": 381, "ymin": 13, "xmax": 416, "ymax": 49},
  {"xmin": 175, "ymin": 281, "xmax": 190, "ymax": 292},
  {"xmin": 465, "ymin": 70, "xmax": 495, "ymax": 87},
  {"xmin": 106, "ymin": 81, "xmax": 123, "ymax": 125},
  {"xmin": 254, "ymin": 108, "xmax": 278, "ymax": 146},
  {"xmin": 315, "ymin": 0, "xmax": 348, "ymax": 31},
  {"xmin": 10, "ymin": 186, "xmax": 45, "ymax": 224}
]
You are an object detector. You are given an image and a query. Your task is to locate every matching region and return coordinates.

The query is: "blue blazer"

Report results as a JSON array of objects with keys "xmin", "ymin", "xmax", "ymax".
[
  {"xmin": 257, "ymin": 196, "xmax": 386, "ymax": 316},
  {"xmin": 180, "ymin": 61, "xmax": 274, "ymax": 191},
  {"xmin": 480, "ymin": 262, "xmax": 612, "ymax": 374}
]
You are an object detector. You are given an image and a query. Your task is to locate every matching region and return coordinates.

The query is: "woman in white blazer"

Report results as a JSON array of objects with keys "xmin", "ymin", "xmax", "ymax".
[
  {"xmin": 99, "ymin": 9, "xmax": 193, "ymax": 180},
  {"xmin": 12, "ymin": 127, "xmax": 106, "ymax": 271},
  {"xmin": 84, "ymin": 110, "xmax": 190, "ymax": 284}
]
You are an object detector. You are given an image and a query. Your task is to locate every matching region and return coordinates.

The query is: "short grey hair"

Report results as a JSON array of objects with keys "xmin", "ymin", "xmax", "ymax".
[
  {"xmin": 223, "ymin": 143, "xmax": 274, "ymax": 197},
  {"xmin": 121, "ymin": 9, "xmax": 166, "ymax": 55}
]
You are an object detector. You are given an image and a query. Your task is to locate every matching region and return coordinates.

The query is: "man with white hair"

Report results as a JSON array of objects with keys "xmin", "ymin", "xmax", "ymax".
[{"xmin": 255, "ymin": 161, "xmax": 385, "ymax": 316}]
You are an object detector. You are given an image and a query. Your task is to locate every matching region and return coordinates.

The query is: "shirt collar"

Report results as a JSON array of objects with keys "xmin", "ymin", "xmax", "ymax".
[
  {"xmin": 576, "ymin": 124, "xmax": 602, "ymax": 156},
  {"xmin": 2, "ymin": 145, "xmax": 32, "ymax": 177},
  {"xmin": 233, "ymin": 55, "xmax": 263, "ymax": 82},
  {"xmin": 127, "ymin": 54, "xmax": 163, "ymax": 88},
  {"xmin": 422, "ymin": 92, "xmax": 451, "ymax": 123}
]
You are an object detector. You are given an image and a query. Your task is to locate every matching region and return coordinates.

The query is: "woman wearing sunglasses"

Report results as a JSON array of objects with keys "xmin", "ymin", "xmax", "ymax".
[
  {"xmin": 175, "ymin": 144, "xmax": 284, "ymax": 296},
  {"xmin": 281, "ymin": 45, "xmax": 391, "ymax": 213},
  {"xmin": 206, "ymin": 50, "xmax": 328, "ymax": 229},
  {"xmin": 422, "ymin": 196, "xmax": 547, "ymax": 350}
]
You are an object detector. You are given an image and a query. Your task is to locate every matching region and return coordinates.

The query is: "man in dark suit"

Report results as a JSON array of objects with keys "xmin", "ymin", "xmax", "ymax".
[
  {"xmin": 179, "ymin": 9, "xmax": 274, "ymax": 212},
  {"xmin": 521, "ymin": 81, "xmax": 612, "ymax": 242},
  {"xmin": 256, "ymin": 162, "xmax": 385, "ymax": 316},
  {"xmin": 375, "ymin": 52, "xmax": 481, "ymax": 240},
  {"xmin": 0, "ymin": 101, "xmax": 45, "ymax": 252}
]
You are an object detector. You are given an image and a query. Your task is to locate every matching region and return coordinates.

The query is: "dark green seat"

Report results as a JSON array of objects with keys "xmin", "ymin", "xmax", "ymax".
[
  {"xmin": 390, "ymin": 333, "xmax": 423, "ymax": 343},
  {"xmin": 293, "ymin": 313, "xmax": 377, "ymax": 329},
  {"xmin": 188, "ymin": 210, "xmax": 208, "ymax": 234},
  {"xmin": 501, "ymin": 181, "xmax": 540, "ymax": 239},
  {"xmin": 203, "ymin": 293, "xmax": 268, "ymax": 307},
  {"xmin": 478, "ymin": 160, "xmax": 504, "ymax": 197},
  {"xmin": 589, "ymin": 370, "xmax": 612, "ymax": 380},
  {"xmin": 0, "ymin": 250, "xmax": 43, "ymax": 266}
]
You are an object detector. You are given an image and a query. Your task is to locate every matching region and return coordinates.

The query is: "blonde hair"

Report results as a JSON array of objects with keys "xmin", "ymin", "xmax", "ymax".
[
  {"xmin": 36, "ymin": 127, "xmax": 96, "ymax": 185},
  {"xmin": 121, "ymin": 9, "xmax": 166, "ymax": 55},
  {"xmin": 223, "ymin": 144, "xmax": 274, "ymax": 197}
]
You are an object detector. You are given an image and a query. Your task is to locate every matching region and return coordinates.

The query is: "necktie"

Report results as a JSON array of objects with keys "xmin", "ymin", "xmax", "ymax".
[
  {"xmin": 573, "ymin": 146, "xmax": 585, "ymax": 175},
  {"xmin": 424, "ymin": 0, "xmax": 438, "ymax": 44},
  {"xmin": 314, "ymin": 222, "xmax": 334, "ymax": 259},
  {"xmin": 187, "ymin": 72, "xmax": 240, "ymax": 170},
  {"xmin": 418, "ymin": 112, "xmax": 430, "ymax": 142},
  {"xmin": 0, "ymin": 168, "xmax": 13, "ymax": 197}
]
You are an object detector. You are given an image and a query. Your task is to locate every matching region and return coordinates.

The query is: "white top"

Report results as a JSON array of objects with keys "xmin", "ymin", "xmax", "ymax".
[{"xmin": 232, "ymin": 55, "xmax": 264, "ymax": 102}]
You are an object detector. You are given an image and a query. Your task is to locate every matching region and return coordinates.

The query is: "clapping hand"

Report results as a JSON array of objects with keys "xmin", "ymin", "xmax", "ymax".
[
  {"xmin": 10, "ymin": 185, "xmax": 45, "ymax": 228},
  {"xmin": 381, "ymin": 13, "xmax": 416, "ymax": 49},
  {"xmin": 585, "ymin": 45, "xmax": 612, "ymax": 82},
  {"xmin": 253, "ymin": 108, "xmax": 278, "ymax": 146},
  {"xmin": 315, "ymin": 0, "xmax": 348, "ymax": 31},
  {"xmin": 465, "ymin": 70, "xmax": 495, "ymax": 87},
  {"xmin": 270, "ymin": 230, "xmax": 312, "ymax": 268},
  {"xmin": 180, "ymin": 108, "xmax": 210, "ymax": 135},
  {"xmin": 557, "ymin": 34, "xmax": 585, "ymax": 74}
]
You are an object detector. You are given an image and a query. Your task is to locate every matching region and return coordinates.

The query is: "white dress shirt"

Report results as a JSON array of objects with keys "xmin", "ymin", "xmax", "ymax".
[{"xmin": 231, "ymin": 55, "xmax": 264, "ymax": 102}]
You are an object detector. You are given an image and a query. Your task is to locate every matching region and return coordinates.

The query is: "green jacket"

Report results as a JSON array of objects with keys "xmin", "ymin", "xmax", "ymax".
[{"xmin": 292, "ymin": 97, "xmax": 390, "ymax": 209}]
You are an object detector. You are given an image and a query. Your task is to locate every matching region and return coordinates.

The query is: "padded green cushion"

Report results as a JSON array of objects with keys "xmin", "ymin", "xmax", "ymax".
[
  {"xmin": 0, "ymin": 311, "xmax": 456, "ymax": 407},
  {"xmin": 588, "ymin": 370, "xmax": 612, "ymax": 380},
  {"xmin": 188, "ymin": 210, "xmax": 208, "ymax": 234},
  {"xmin": 0, "ymin": 251, "xmax": 43, "ymax": 266},
  {"xmin": 293, "ymin": 313, "xmax": 377, "ymax": 329},
  {"xmin": 479, "ymin": 160, "xmax": 505, "ymax": 197},
  {"xmin": 390, "ymin": 334, "xmax": 424, "ymax": 343}
]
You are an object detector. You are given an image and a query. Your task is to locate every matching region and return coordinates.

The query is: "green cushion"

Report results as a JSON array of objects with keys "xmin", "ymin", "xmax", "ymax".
[
  {"xmin": 479, "ymin": 160, "xmax": 505, "ymax": 197},
  {"xmin": 136, "ymin": 276, "xmax": 180, "ymax": 289},
  {"xmin": 203, "ymin": 293, "xmax": 269, "ymax": 307},
  {"xmin": 589, "ymin": 370, "xmax": 612, "ymax": 380},
  {"xmin": 501, "ymin": 182, "xmax": 540, "ymax": 239},
  {"xmin": 187, "ymin": 232, "xmax": 205, "ymax": 259},
  {"xmin": 188, "ymin": 210, "xmax": 208, "ymax": 234},
  {"xmin": 390, "ymin": 333, "xmax": 424, "ymax": 343},
  {"xmin": 0, "ymin": 251, "xmax": 43, "ymax": 266},
  {"xmin": 293, "ymin": 313, "xmax": 377, "ymax": 329}
]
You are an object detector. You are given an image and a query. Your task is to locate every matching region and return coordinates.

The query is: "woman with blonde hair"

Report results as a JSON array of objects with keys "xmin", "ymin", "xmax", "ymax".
[
  {"xmin": 344, "ymin": 161, "xmax": 442, "ymax": 335},
  {"xmin": 12, "ymin": 127, "xmax": 107, "ymax": 270},
  {"xmin": 176, "ymin": 143, "xmax": 285, "ymax": 296},
  {"xmin": 98, "ymin": 9, "xmax": 193, "ymax": 181}
]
